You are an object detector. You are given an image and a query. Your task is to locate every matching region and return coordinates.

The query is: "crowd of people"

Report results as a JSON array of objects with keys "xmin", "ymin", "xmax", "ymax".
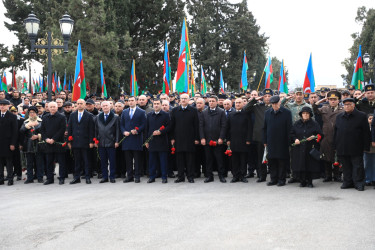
[{"xmin": 0, "ymin": 84, "xmax": 374, "ymax": 191}]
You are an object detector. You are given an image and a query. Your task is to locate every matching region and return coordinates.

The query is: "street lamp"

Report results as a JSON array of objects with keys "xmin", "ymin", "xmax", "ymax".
[
  {"xmin": 363, "ymin": 52, "xmax": 375, "ymax": 82},
  {"xmin": 24, "ymin": 12, "xmax": 74, "ymax": 100}
]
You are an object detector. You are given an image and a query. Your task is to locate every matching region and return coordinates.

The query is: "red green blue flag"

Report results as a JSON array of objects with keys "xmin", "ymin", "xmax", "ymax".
[
  {"xmin": 241, "ymin": 51, "xmax": 248, "ymax": 91},
  {"xmin": 351, "ymin": 45, "xmax": 364, "ymax": 90},
  {"xmin": 264, "ymin": 56, "xmax": 273, "ymax": 89},
  {"xmin": 130, "ymin": 59, "xmax": 138, "ymax": 96},
  {"xmin": 201, "ymin": 66, "xmax": 207, "ymax": 94},
  {"xmin": 220, "ymin": 69, "xmax": 225, "ymax": 93},
  {"xmin": 100, "ymin": 61, "xmax": 108, "ymax": 98},
  {"xmin": 303, "ymin": 53, "xmax": 315, "ymax": 93},
  {"xmin": 72, "ymin": 40, "xmax": 87, "ymax": 101},
  {"xmin": 163, "ymin": 40, "xmax": 171, "ymax": 95}
]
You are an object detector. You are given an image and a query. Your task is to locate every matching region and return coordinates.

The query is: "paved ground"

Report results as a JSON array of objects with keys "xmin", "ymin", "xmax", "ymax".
[{"xmin": 0, "ymin": 174, "xmax": 375, "ymax": 250}]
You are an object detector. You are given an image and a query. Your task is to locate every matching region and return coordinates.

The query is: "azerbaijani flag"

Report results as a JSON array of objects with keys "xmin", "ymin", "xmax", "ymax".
[
  {"xmin": 264, "ymin": 56, "xmax": 273, "ymax": 89},
  {"xmin": 100, "ymin": 61, "xmax": 108, "ymax": 98},
  {"xmin": 39, "ymin": 76, "xmax": 42, "ymax": 93},
  {"xmin": 52, "ymin": 73, "xmax": 56, "ymax": 93},
  {"xmin": 63, "ymin": 71, "xmax": 67, "ymax": 90},
  {"xmin": 176, "ymin": 19, "xmax": 189, "ymax": 93},
  {"xmin": 201, "ymin": 66, "xmax": 207, "ymax": 94},
  {"xmin": 185, "ymin": 19, "xmax": 195, "ymax": 95},
  {"xmin": 1, "ymin": 73, "xmax": 7, "ymax": 92},
  {"xmin": 278, "ymin": 60, "xmax": 288, "ymax": 93},
  {"xmin": 58, "ymin": 75, "xmax": 62, "ymax": 92},
  {"xmin": 163, "ymin": 40, "xmax": 171, "ymax": 95},
  {"xmin": 22, "ymin": 77, "xmax": 27, "ymax": 93},
  {"xmin": 351, "ymin": 45, "xmax": 364, "ymax": 90},
  {"xmin": 130, "ymin": 59, "xmax": 138, "ymax": 96},
  {"xmin": 303, "ymin": 53, "xmax": 315, "ymax": 93},
  {"xmin": 72, "ymin": 40, "xmax": 87, "ymax": 101},
  {"xmin": 220, "ymin": 69, "xmax": 225, "ymax": 93},
  {"xmin": 241, "ymin": 51, "xmax": 248, "ymax": 91}
]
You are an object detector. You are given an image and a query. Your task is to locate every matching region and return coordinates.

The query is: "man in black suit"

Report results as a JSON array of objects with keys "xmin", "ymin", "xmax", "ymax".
[
  {"xmin": 145, "ymin": 99, "xmax": 170, "ymax": 183},
  {"xmin": 0, "ymin": 100, "xmax": 18, "ymax": 186},
  {"xmin": 68, "ymin": 99, "xmax": 95, "ymax": 184},
  {"xmin": 226, "ymin": 98, "xmax": 252, "ymax": 183},
  {"xmin": 40, "ymin": 102, "xmax": 67, "ymax": 185},
  {"xmin": 170, "ymin": 93, "xmax": 199, "ymax": 183},
  {"xmin": 199, "ymin": 95, "xmax": 227, "ymax": 183}
]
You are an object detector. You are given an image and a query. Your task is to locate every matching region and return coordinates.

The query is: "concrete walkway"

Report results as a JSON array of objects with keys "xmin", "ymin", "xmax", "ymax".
[{"xmin": 0, "ymin": 176, "xmax": 374, "ymax": 250}]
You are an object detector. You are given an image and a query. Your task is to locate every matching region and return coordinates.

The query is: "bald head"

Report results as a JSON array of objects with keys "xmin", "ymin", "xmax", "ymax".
[{"xmin": 48, "ymin": 102, "xmax": 58, "ymax": 114}]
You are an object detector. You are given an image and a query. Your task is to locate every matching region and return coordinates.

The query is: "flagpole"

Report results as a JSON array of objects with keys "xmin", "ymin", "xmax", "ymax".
[{"xmin": 256, "ymin": 71, "xmax": 265, "ymax": 91}]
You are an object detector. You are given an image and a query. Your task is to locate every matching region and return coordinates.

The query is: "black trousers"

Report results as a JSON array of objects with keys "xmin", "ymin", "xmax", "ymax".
[
  {"xmin": 176, "ymin": 152, "xmax": 195, "ymax": 180},
  {"xmin": 195, "ymin": 145, "xmax": 205, "ymax": 177},
  {"xmin": 205, "ymin": 145, "xmax": 225, "ymax": 178},
  {"xmin": 324, "ymin": 161, "xmax": 340, "ymax": 179},
  {"xmin": 247, "ymin": 143, "xmax": 257, "ymax": 174},
  {"xmin": 339, "ymin": 155, "xmax": 365, "ymax": 188},
  {"xmin": 45, "ymin": 152, "xmax": 66, "ymax": 181},
  {"xmin": 12, "ymin": 148, "xmax": 22, "ymax": 177},
  {"xmin": 268, "ymin": 158, "xmax": 287, "ymax": 184},
  {"xmin": 115, "ymin": 147, "xmax": 126, "ymax": 177},
  {"xmin": 231, "ymin": 152, "xmax": 247, "ymax": 179},
  {"xmin": 256, "ymin": 142, "xmax": 267, "ymax": 180},
  {"xmin": 73, "ymin": 148, "xmax": 90, "ymax": 179},
  {"xmin": 0, "ymin": 156, "xmax": 13, "ymax": 181},
  {"xmin": 124, "ymin": 150, "xmax": 141, "ymax": 179}
]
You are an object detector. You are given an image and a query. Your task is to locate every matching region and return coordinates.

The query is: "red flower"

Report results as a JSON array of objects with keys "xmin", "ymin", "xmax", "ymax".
[
  {"xmin": 159, "ymin": 125, "xmax": 165, "ymax": 131},
  {"xmin": 135, "ymin": 127, "xmax": 139, "ymax": 131},
  {"xmin": 68, "ymin": 136, "xmax": 73, "ymax": 141},
  {"xmin": 62, "ymin": 142, "xmax": 67, "ymax": 147},
  {"xmin": 171, "ymin": 145, "xmax": 176, "ymax": 154},
  {"xmin": 171, "ymin": 148, "xmax": 176, "ymax": 152},
  {"xmin": 316, "ymin": 134, "xmax": 322, "ymax": 143},
  {"xmin": 93, "ymin": 138, "xmax": 99, "ymax": 144},
  {"xmin": 225, "ymin": 149, "xmax": 232, "ymax": 157},
  {"xmin": 209, "ymin": 140, "xmax": 217, "ymax": 146},
  {"xmin": 30, "ymin": 129, "xmax": 35, "ymax": 133},
  {"xmin": 333, "ymin": 162, "xmax": 340, "ymax": 167},
  {"xmin": 171, "ymin": 151, "xmax": 175, "ymax": 155},
  {"xmin": 262, "ymin": 160, "xmax": 268, "ymax": 164}
]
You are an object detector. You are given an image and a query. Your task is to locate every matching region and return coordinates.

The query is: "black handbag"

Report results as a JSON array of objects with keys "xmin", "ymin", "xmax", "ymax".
[{"xmin": 309, "ymin": 146, "xmax": 322, "ymax": 161}]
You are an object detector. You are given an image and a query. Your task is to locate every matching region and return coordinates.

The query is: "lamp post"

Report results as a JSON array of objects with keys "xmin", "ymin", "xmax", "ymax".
[
  {"xmin": 24, "ymin": 12, "xmax": 74, "ymax": 101},
  {"xmin": 363, "ymin": 52, "xmax": 375, "ymax": 83}
]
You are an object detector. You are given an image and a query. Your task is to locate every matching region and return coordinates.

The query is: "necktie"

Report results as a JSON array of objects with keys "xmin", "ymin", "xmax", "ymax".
[
  {"xmin": 104, "ymin": 114, "xmax": 108, "ymax": 121},
  {"xmin": 1, "ymin": 114, "xmax": 4, "ymax": 118},
  {"xmin": 226, "ymin": 110, "xmax": 229, "ymax": 116},
  {"xmin": 130, "ymin": 109, "xmax": 134, "ymax": 119},
  {"xmin": 78, "ymin": 112, "xmax": 82, "ymax": 122}
]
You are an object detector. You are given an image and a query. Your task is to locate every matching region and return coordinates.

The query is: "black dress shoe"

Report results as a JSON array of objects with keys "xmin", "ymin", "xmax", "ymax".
[
  {"xmin": 267, "ymin": 181, "xmax": 277, "ymax": 186},
  {"xmin": 300, "ymin": 181, "xmax": 307, "ymax": 187},
  {"xmin": 123, "ymin": 177, "xmax": 134, "ymax": 183},
  {"xmin": 323, "ymin": 177, "xmax": 332, "ymax": 182},
  {"xmin": 134, "ymin": 178, "xmax": 140, "ymax": 183},
  {"xmin": 174, "ymin": 178, "xmax": 185, "ymax": 183},
  {"xmin": 8, "ymin": 179, "xmax": 13, "ymax": 186},
  {"xmin": 256, "ymin": 178, "xmax": 266, "ymax": 183},
  {"xmin": 147, "ymin": 178, "xmax": 155, "ymax": 183},
  {"xmin": 110, "ymin": 179, "xmax": 116, "ymax": 183},
  {"xmin": 341, "ymin": 183, "xmax": 354, "ymax": 189},
  {"xmin": 97, "ymin": 173, "xmax": 103, "ymax": 179},
  {"xmin": 288, "ymin": 178, "xmax": 298, "ymax": 183},
  {"xmin": 59, "ymin": 178, "xmax": 65, "ymax": 185},
  {"xmin": 277, "ymin": 182, "xmax": 285, "ymax": 187},
  {"xmin": 240, "ymin": 178, "xmax": 248, "ymax": 183},
  {"xmin": 17, "ymin": 176, "xmax": 22, "ymax": 181},
  {"xmin": 356, "ymin": 186, "xmax": 364, "ymax": 191},
  {"xmin": 70, "ymin": 178, "xmax": 81, "ymax": 184},
  {"xmin": 245, "ymin": 173, "xmax": 255, "ymax": 178},
  {"xmin": 0, "ymin": 179, "xmax": 4, "ymax": 185},
  {"xmin": 188, "ymin": 179, "xmax": 194, "ymax": 183},
  {"xmin": 38, "ymin": 179, "xmax": 44, "ymax": 183},
  {"xmin": 24, "ymin": 179, "xmax": 33, "ymax": 184},
  {"xmin": 162, "ymin": 179, "xmax": 167, "ymax": 184},
  {"xmin": 100, "ymin": 178, "xmax": 109, "ymax": 183},
  {"xmin": 44, "ymin": 180, "xmax": 54, "ymax": 185},
  {"xmin": 230, "ymin": 178, "xmax": 239, "ymax": 183},
  {"xmin": 86, "ymin": 179, "xmax": 92, "ymax": 184},
  {"xmin": 307, "ymin": 183, "xmax": 314, "ymax": 188},
  {"xmin": 219, "ymin": 177, "xmax": 227, "ymax": 183},
  {"xmin": 333, "ymin": 177, "xmax": 342, "ymax": 182},
  {"xmin": 204, "ymin": 177, "xmax": 214, "ymax": 183},
  {"xmin": 168, "ymin": 173, "xmax": 176, "ymax": 178}
]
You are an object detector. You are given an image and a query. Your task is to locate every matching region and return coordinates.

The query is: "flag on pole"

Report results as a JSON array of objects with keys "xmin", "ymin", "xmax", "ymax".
[
  {"xmin": 58, "ymin": 75, "xmax": 62, "ymax": 92},
  {"xmin": 63, "ymin": 71, "xmax": 67, "ymax": 90},
  {"xmin": 68, "ymin": 75, "xmax": 71, "ymax": 91},
  {"xmin": 22, "ymin": 77, "xmax": 27, "ymax": 93},
  {"xmin": 35, "ymin": 77, "xmax": 40, "ymax": 93},
  {"xmin": 130, "ymin": 59, "xmax": 138, "ymax": 96},
  {"xmin": 175, "ymin": 19, "xmax": 189, "ymax": 93},
  {"xmin": 303, "ymin": 53, "xmax": 315, "ymax": 93},
  {"xmin": 72, "ymin": 41, "xmax": 87, "ymax": 101},
  {"xmin": 241, "ymin": 51, "xmax": 248, "ymax": 91},
  {"xmin": 1, "ymin": 73, "xmax": 7, "ymax": 92},
  {"xmin": 184, "ymin": 19, "xmax": 195, "ymax": 96},
  {"xmin": 278, "ymin": 60, "xmax": 287, "ymax": 93},
  {"xmin": 220, "ymin": 69, "xmax": 225, "ymax": 93},
  {"xmin": 351, "ymin": 45, "xmax": 364, "ymax": 90},
  {"xmin": 264, "ymin": 56, "xmax": 273, "ymax": 89},
  {"xmin": 100, "ymin": 61, "xmax": 108, "ymax": 98},
  {"xmin": 52, "ymin": 73, "xmax": 56, "ymax": 93},
  {"xmin": 201, "ymin": 66, "xmax": 207, "ymax": 94},
  {"xmin": 39, "ymin": 76, "xmax": 42, "ymax": 93},
  {"xmin": 163, "ymin": 40, "xmax": 171, "ymax": 95}
]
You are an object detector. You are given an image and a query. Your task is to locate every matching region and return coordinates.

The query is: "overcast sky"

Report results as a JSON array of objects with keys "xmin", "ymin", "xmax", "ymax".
[{"xmin": 1, "ymin": 0, "xmax": 375, "ymax": 89}]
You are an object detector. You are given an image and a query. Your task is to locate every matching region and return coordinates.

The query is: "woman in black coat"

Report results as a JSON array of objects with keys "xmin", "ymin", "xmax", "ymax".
[{"xmin": 290, "ymin": 107, "xmax": 323, "ymax": 188}]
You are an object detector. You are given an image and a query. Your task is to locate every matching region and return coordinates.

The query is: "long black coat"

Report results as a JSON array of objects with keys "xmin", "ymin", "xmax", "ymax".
[
  {"xmin": 68, "ymin": 110, "xmax": 95, "ymax": 148},
  {"xmin": 146, "ymin": 110, "xmax": 170, "ymax": 152},
  {"xmin": 170, "ymin": 105, "xmax": 199, "ymax": 152},
  {"xmin": 244, "ymin": 98, "xmax": 272, "ymax": 143},
  {"xmin": 95, "ymin": 111, "xmax": 120, "ymax": 148},
  {"xmin": 20, "ymin": 117, "xmax": 43, "ymax": 153},
  {"xmin": 40, "ymin": 112, "xmax": 67, "ymax": 153},
  {"xmin": 334, "ymin": 109, "xmax": 370, "ymax": 156},
  {"xmin": 290, "ymin": 119, "xmax": 323, "ymax": 179},
  {"xmin": 226, "ymin": 110, "xmax": 252, "ymax": 152},
  {"xmin": 263, "ymin": 106, "xmax": 292, "ymax": 159},
  {"xmin": 199, "ymin": 107, "xmax": 226, "ymax": 141},
  {"xmin": 0, "ymin": 111, "xmax": 18, "ymax": 157}
]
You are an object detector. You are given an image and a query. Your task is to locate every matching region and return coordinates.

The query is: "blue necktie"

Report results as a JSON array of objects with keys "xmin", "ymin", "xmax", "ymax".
[
  {"xmin": 104, "ymin": 114, "xmax": 108, "ymax": 121},
  {"xmin": 130, "ymin": 109, "xmax": 134, "ymax": 119},
  {"xmin": 78, "ymin": 112, "xmax": 82, "ymax": 122}
]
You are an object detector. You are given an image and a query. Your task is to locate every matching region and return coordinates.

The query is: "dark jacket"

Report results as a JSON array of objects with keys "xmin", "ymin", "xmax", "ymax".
[
  {"xmin": 20, "ymin": 117, "xmax": 43, "ymax": 153},
  {"xmin": 68, "ymin": 110, "xmax": 95, "ymax": 148},
  {"xmin": 290, "ymin": 119, "xmax": 323, "ymax": 179},
  {"xmin": 0, "ymin": 111, "xmax": 18, "ymax": 157},
  {"xmin": 244, "ymin": 98, "xmax": 272, "ymax": 143},
  {"xmin": 120, "ymin": 107, "xmax": 146, "ymax": 151},
  {"xmin": 355, "ymin": 97, "xmax": 375, "ymax": 115},
  {"xmin": 334, "ymin": 108, "xmax": 371, "ymax": 156},
  {"xmin": 96, "ymin": 111, "xmax": 120, "ymax": 148},
  {"xmin": 10, "ymin": 97, "xmax": 22, "ymax": 107},
  {"xmin": 226, "ymin": 110, "xmax": 252, "ymax": 152},
  {"xmin": 146, "ymin": 110, "xmax": 170, "ymax": 152},
  {"xmin": 40, "ymin": 112, "xmax": 67, "ymax": 153},
  {"xmin": 170, "ymin": 105, "xmax": 199, "ymax": 152},
  {"xmin": 263, "ymin": 106, "xmax": 292, "ymax": 159},
  {"xmin": 199, "ymin": 107, "xmax": 226, "ymax": 141}
]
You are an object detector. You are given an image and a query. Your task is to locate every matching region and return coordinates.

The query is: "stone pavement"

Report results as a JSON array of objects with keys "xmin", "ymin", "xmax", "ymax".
[{"xmin": 0, "ymin": 176, "xmax": 374, "ymax": 250}]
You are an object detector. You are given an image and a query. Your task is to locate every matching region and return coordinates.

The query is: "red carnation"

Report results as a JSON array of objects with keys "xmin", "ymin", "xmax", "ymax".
[
  {"xmin": 30, "ymin": 129, "xmax": 35, "ymax": 133},
  {"xmin": 68, "ymin": 136, "xmax": 73, "ymax": 141},
  {"xmin": 262, "ymin": 160, "xmax": 268, "ymax": 164},
  {"xmin": 135, "ymin": 127, "xmax": 139, "ymax": 131},
  {"xmin": 171, "ymin": 145, "xmax": 176, "ymax": 154},
  {"xmin": 316, "ymin": 134, "xmax": 322, "ymax": 143},
  {"xmin": 93, "ymin": 138, "xmax": 99, "ymax": 144},
  {"xmin": 333, "ymin": 162, "xmax": 340, "ymax": 167},
  {"xmin": 62, "ymin": 142, "xmax": 67, "ymax": 147},
  {"xmin": 159, "ymin": 125, "xmax": 165, "ymax": 131}
]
